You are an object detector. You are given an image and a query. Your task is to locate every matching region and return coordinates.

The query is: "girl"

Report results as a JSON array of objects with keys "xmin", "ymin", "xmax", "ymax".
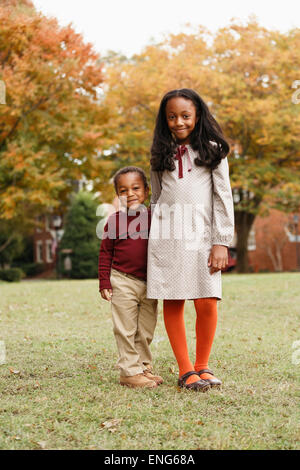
[{"xmin": 147, "ymin": 89, "xmax": 234, "ymax": 391}]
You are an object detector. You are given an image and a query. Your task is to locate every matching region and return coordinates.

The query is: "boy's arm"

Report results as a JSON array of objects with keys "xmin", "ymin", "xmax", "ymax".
[{"xmin": 98, "ymin": 221, "xmax": 115, "ymax": 292}]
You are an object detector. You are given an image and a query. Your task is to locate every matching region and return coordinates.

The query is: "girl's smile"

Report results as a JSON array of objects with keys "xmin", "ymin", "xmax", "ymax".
[{"xmin": 165, "ymin": 97, "xmax": 198, "ymax": 144}]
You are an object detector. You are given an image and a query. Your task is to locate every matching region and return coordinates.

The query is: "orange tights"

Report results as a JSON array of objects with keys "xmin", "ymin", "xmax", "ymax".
[{"xmin": 163, "ymin": 298, "xmax": 218, "ymax": 385}]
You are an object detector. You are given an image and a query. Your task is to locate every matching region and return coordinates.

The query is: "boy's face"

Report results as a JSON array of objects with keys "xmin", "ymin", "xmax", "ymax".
[{"xmin": 116, "ymin": 172, "xmax": 149, "ymax": 210}]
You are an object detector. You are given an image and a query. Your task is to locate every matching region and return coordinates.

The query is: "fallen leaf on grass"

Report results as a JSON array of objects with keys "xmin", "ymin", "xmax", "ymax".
[
  {"xmin": 33, "ymin": 381, "xmax": 41, "ymax": 389},
  {"xmin": 53, "ymin": 311, "xmax": 69, "ymax": 318},
  {"xmin": 101, "ymin": 418, "xmax": 123, "ymax": 433},
  {"xmin": 88, "ymin": 364, "xmax": 98, "ymax": 370},
  {"xmin": 34, "ymin": 396, "xmax": 48, "ymax": 403},
  {"xmin": 36, "ymin": 441, "xmax": 47, "ymax": 449},
  {"xmin": 169, "ymin": 366, "xmax": 175, "ymax": 374},
  {"xmin": 9, "ymin": 368, "xmax": 20, "ymax": 375}
]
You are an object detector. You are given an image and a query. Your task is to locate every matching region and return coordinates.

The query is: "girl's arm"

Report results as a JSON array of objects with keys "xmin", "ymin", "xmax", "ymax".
[
  {"xmin": 211, "ymin": 157, "xmax": 235, "ymax": 247},
  {"xmin": 150, "ymin": 170, "xmax": 162, "ymax": 205}
]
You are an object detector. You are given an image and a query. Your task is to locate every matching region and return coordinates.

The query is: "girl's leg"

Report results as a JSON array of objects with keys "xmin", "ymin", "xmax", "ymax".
[
  {"xmin": 194, "ymin": 297, "xmax": 218, "ymax": 380},
  {"xmin": 163, "ymin": 299, "xmax": 199, "ymax": 385}
]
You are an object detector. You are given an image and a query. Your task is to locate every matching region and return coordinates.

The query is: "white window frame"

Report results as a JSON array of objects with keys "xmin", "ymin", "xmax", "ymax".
[
  {"xmin": 36, "ymin": 240, "xmax": 43, "ymax": 263},
  {"xmin": 45, "ymin": 240, "xmax": 53, "ymax": 263},
  {"xmin": 248, "ymin": 227, "xmax": 256, "ymax": 251}
]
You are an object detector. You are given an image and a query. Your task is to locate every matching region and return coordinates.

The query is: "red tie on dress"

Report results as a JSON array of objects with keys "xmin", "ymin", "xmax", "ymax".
[{"xmin": 174, "ymin": 145, "xmax": 192, "ymax": 179}]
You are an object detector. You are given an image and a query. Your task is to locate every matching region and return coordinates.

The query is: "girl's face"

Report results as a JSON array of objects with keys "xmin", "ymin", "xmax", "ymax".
[{"xmin": 165, "ymin": 97, "xmax": 198, "ymax": 145}]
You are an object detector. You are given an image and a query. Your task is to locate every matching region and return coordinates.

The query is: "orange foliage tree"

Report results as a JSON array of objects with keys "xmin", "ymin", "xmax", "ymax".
[
  {"xmin": 100, "ymin": 19, "xmax": 300, "ymax": 272},
  {"xmin": 0, "ymin": 0, "xmax": 105, "ymax": 252}
]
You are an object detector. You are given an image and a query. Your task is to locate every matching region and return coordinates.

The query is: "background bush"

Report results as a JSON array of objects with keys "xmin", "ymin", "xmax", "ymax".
[
  {"xmin": 0, "ymin": 267, "xmax": 24, "ymax": 282},
  {"xmin": 59, "ymin": 191, "xmax": 102, "ymax": 279}
]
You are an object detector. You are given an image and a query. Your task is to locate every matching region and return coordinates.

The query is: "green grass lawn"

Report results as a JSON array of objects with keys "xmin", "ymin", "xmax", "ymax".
[{"xmin": 0, "ymin": 273, "xmax": 299, "ymax": 450}]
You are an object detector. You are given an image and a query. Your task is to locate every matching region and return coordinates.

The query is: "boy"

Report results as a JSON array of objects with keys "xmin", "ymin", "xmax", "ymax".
[{"xmin": 99, "ymin": 166, "xmax": 162, "ymax": 388}]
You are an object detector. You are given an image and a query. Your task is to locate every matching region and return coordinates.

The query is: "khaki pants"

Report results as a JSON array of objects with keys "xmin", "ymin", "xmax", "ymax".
[{"xmin": 110, "ymin": 268, "xmax": 158, "ymax": 377}]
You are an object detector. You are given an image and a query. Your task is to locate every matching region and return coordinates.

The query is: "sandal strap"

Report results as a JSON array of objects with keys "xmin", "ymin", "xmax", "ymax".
[
  {"xmin": 179, "ymin": 370, "xmax": 200, "ymax": 384},
  {"xmin": 197, "ymin": 369, "xmax": 214, "ymax": 376}
]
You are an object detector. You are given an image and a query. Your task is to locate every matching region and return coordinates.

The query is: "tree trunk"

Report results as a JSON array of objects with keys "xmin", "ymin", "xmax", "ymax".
[
  {"xmin": 235, "ymin": 210, "xmax": 256, "ymax": 273},
  {"xmin": 0, "ymin": 233, "xmax": 15, "ymax": 254}
]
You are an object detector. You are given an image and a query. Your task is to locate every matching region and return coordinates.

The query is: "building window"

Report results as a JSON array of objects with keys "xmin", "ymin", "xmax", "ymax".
[
  {"xmin": 248, "ymin": 227, "xmax": 256, "ymax": 251},
  {"xmin": 36, "ymin": 241, "xmax": 43, "ymax": 263},
  {"xmin": 45, "ymin": 240, "xmax": 53, "ymax": 263}
]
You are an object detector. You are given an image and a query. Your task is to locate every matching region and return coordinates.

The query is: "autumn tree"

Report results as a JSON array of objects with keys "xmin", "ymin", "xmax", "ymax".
[
  {"xmin": 207, "ymin": 20, "xmax": 300, "ymax": 271},
  {"xmin": 100, "ymin": 19, "xmax": 300, "ymax": 272},
  {"xmin": 0, "ymin": 0, "xmax": 106, "ymax": 255}
]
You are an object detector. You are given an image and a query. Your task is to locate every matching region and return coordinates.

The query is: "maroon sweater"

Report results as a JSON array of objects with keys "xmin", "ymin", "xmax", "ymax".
[{"xmin": 98, "ymin": 208, "xmax": 151, "ymax": 291}]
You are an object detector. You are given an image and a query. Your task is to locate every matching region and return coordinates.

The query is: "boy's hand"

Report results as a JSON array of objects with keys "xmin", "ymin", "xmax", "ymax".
[
  {"xmin": 208, "ymin": 245, "xmax": 228, "ymax": 274},
  {"xmin": 100, "ymin": 289, "xmax": 113, "ymax": 301}
]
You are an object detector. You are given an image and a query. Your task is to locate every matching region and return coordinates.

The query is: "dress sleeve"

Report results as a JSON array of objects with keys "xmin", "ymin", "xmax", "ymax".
[
  {"xmin": 150, "ymin": 170, "xmax": 162, "ymax": 205},
  {"xmin": 211, "ymin": 157, "xmax": 235, "ymax": 247}
]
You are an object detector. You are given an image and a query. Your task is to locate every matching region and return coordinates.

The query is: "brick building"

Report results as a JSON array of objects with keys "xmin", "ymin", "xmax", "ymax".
[
  {"xmin": 247, "ymin": 209, "xmax": 300, "ymax": 272},
  {"xmin": 33, "ymin": 214, "xmax": 64, "ymax": 268}
]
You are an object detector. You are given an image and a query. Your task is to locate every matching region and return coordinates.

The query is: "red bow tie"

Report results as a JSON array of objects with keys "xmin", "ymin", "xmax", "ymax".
[{"xmin": 174, "ymin": 145, "xmax": 192, "ymax": 178}]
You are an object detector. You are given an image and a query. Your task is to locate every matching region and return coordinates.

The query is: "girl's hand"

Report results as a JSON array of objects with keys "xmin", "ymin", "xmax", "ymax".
[
  {"xmin": 100, "ymin": 289, "xmax": 113, "ymax": 301},
  {"xmin": 208, "ymin": 245, "xmax": 228, "ymax": 274}
]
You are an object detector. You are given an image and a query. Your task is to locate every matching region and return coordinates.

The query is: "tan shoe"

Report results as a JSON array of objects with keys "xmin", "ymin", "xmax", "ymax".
[
  {"xmin": 143, "ymin": 369, "xmax": 164, "ymax": 385},
  {"xmin": 120, "ymin": 373, "xmax": 157, "ymax": 388}
]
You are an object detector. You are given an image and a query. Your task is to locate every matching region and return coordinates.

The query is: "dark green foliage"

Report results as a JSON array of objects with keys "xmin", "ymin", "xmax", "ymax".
[
  {"xmin": 12, "ymin": 235, "xmax": 34, "ymax": 265},
  {"xmin": 0, "ymin": 267, "xmax": 24, "ymax": 282},
  {"xmin": 59, "ymin": 192, "xmax": 101, "ymax": 279},
  {"xmin": 12, "ymin": 262, "xmax": 46, "ymax": 277},
  {"xmin": 0, "ymin": 220, "xmax": 24, "ymax": 268}
]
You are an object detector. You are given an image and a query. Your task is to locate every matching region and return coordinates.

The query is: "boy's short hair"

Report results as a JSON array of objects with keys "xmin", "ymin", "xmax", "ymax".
[{"xmin": 113, "ymin": 166, "xmax": 149, "ymax": 194}]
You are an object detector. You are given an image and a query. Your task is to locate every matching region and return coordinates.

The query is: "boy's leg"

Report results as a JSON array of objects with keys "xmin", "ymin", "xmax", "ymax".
[
  {"xmin": 134, "ymin": 285, "xmax": 158, "ymax": 370},
  {"xmin": 135, "ymin": 289, "xmax": 163, "ymax": 384},
  {"xmin": 110, "ymin": 269, "xmax": 144, "ymax": 377}
]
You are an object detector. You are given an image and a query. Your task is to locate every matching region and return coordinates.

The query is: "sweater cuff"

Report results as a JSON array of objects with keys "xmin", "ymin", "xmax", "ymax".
[{"xmin": 99, "ymin": 279, "xmax": 112, "ymax": 291}]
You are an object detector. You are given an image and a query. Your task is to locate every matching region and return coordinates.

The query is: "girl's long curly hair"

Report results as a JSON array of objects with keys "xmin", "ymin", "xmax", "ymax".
[{"xmin": 151, "ymin": 88, "xmax": 230, "ymax": 172}]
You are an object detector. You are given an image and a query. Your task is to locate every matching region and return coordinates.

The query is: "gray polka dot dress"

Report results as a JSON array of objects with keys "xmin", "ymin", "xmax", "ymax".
[{"xmin": 146, "ymin": 145, "xmax": 235, "ymax": 300}]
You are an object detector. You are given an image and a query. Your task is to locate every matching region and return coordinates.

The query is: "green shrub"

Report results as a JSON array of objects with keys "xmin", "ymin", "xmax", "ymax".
[
  {"xmin": 11, "ymin": 262, "xmax": 46, "ymax": 277},
  {"xmin": 59, "ymin": 191, "xmax": 102, "ymax": 279},
  {"xmin": 0, "ymin": 268, "xmax": 25, "ymax": 282}
]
